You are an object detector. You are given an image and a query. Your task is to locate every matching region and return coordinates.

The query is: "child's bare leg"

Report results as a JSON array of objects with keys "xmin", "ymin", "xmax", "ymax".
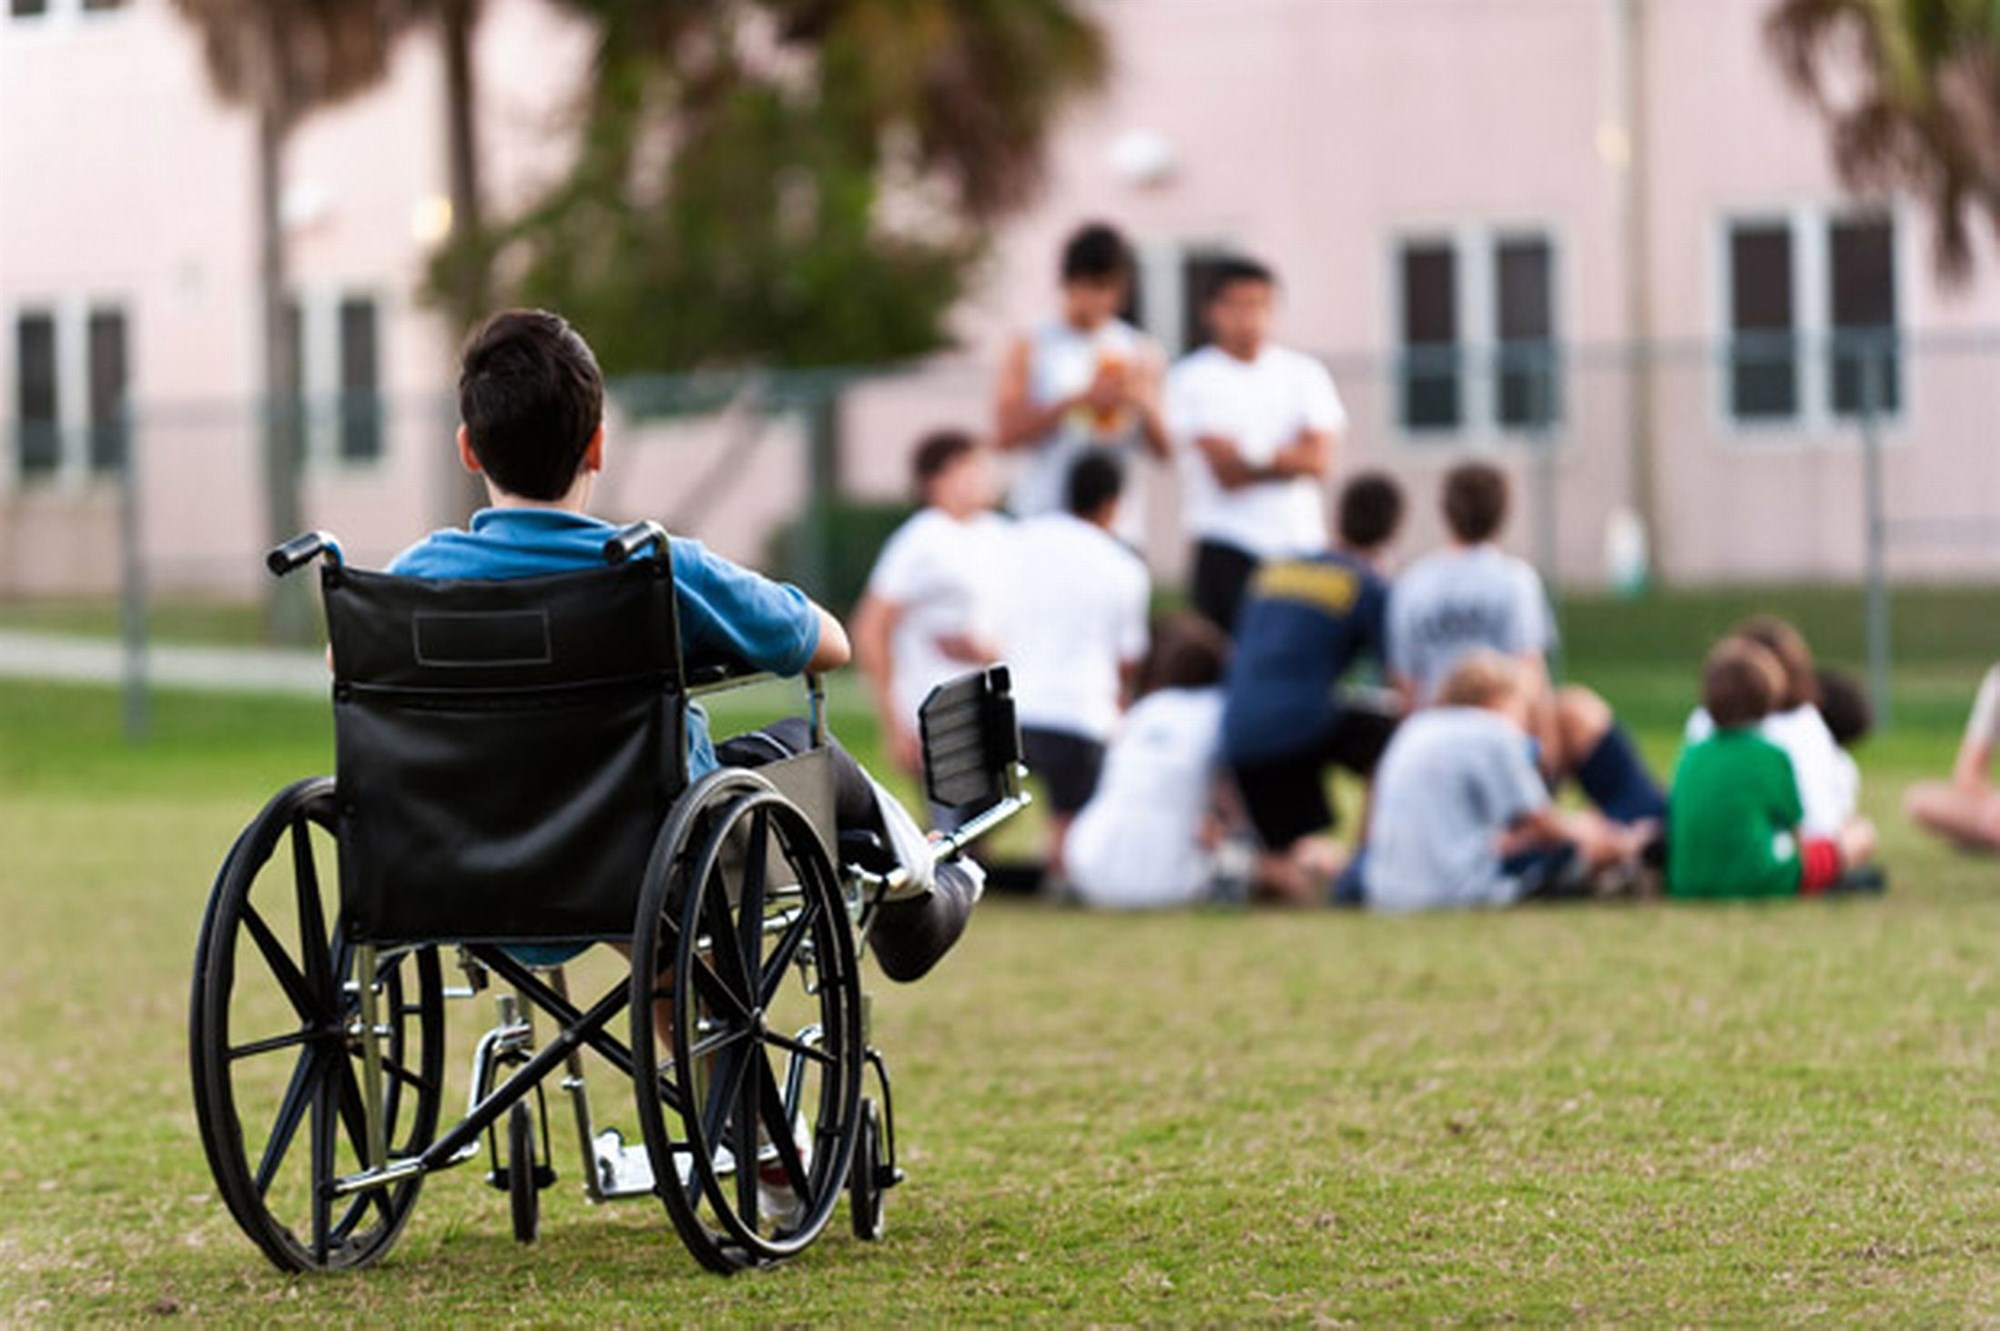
[{"xmin": 1904, "ymin": 782, "xmax": 2000, "ymax": 851}]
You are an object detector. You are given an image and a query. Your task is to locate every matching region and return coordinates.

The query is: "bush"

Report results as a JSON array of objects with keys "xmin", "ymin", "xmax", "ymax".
[{"xmin": 768, "ymin": 498, "xmax": 914, "ymax": 615}]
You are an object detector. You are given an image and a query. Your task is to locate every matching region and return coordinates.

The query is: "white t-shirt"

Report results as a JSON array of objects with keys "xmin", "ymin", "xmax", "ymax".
[
  {"xmin": 1008, "ymin": 513, "xmax": 1150, "ymax": 742},
  {"xmin": 1165, "ymin": 343, "xmax": 1346, "ymax": 559},
  {"xmin": 1067, "ymin": 687, "xmax": 1225, "ymax": 909},
  {"xmin": 866, "ymin": 508, "xmax": 1016, "ymax": 731},
  {"xmin": 1009, "ymin": 317, "xmax": 1155, "ymax": 545},
  {"xmin": 1684, "ymin": 703, "xmax": 1858, "ymax": 837}
]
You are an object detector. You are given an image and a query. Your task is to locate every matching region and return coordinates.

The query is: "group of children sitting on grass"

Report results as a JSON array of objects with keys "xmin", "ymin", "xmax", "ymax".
[{"xmin": 940, "ymin": 451, "xmax": 1890, "ymax": 911}]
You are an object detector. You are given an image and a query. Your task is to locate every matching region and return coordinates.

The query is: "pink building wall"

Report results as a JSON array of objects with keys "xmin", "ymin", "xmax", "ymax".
[{"xmin": 4, "ymin": 0, "xmax": 1999, "ymax": 597}]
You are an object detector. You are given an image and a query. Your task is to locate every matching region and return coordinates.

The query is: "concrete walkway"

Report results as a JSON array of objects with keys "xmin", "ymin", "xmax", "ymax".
[{"xmin": 0, "ymin": 630, "xmax": 327, "ymax": 697}]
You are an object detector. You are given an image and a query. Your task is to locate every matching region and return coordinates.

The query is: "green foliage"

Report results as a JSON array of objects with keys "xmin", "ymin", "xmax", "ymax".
[
  {"xmin": 442, "ymin": 0, "xmax": 1106, "ymax": 375},
  {"xmin": 1769, "ymin": 0, "xmax": 2000, "ymax": 278}
]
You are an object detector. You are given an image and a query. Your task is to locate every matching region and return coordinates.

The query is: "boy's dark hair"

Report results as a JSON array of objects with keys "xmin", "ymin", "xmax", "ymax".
[
  {"xmin": 1337, "ymin": 472, "xmax": 1405, "ymax": 551},
  {"xmin": 1066, "ymin": 451, "xmax": 1125, "ymax": 518},
  {"xmin": 1139, "ymin": 611, "xmax": 1230, "ymax": 695},
  {"xmin": 1734, "ymin": 615, "xmax": 1820, "ymax": 710},
  {"xmin": 911, "ymin": 429, "xmax": 978, "ymax": 497},
  {"xmin": 1205, "ymin": 256, "xmax": 1277, "ymax": 304},
  {"xmin": 1703, "ymin": 636, "xmax": 1782, "ymax": 729},
  {"xmin": 1815, "ymin": 666, "xmax": 1873, "ymax": 748},
  {"xmin": 1060, "ymin": 223, "xmax": 1135, "ymax": 284},
  {"xmin": 1442, "ymin": 462, "xmax": 1509, "ymax": 543},
  {"xmin": 458, "ymin": 309, "xmax": 604, "ymax": 502}
]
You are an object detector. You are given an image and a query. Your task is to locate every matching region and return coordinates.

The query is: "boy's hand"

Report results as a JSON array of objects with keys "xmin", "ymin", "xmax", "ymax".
[
  {"xmin": 1195, "ymin": 434, "xmax": 1256, "ymax": 491},
  {"xmin": 934, "ymin": 630, "xmax": 1002, "ymax": 666}
]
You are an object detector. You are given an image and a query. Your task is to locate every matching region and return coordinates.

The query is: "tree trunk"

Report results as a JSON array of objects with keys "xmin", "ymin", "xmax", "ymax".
[
  {"xmin": 258, "ymin": 92, "xmax": 314, "ymax": 644},
  {"xmin": 440, "ymin": 0, "xmax": 490, "ymax": 525}
]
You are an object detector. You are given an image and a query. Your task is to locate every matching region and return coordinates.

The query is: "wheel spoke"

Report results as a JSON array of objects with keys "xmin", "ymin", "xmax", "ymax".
[
  {"xmin": 734, "ymin": 1043, "xmax": 761, "ymax": 1231},
  {"xmin": 689, "ymin": 1023, "xmax": 753, "ymax": 1063},
  {"xmin": 332, "ymin": 1182, "xmax": 392, "ymax": 1243},
  {"xmin": 759, "ymin": 900, "xmax": 821, "ymax": 1008},
  {"xmin": 684, "ymin": 951, "xmax": 749, "ymax": 1022},
  {"xmin": 308, "ymin": 1053, "xmax": 338, "ymax": 1263},
  {"xmin": 736, "ymin": 808, "xmax": 770, "ymax": 1002},
  {"xmin": 241, "ymin": 905, "xmax": 325, "ymax": 1026},
  {"xmin": 764, "ymin": 1029, "xmax": 836, "ymax": 1068},
  {"xmin": 230, "ymin": 1027, "xmax": 318, "ymax": 1062},
  {"xmin": 381, "ymin": 1057, "xmax": 437, "ymax": 1097},
  {"xmin": 291, "ymin": 817, "xmax": 334, "ymax": 998},
  {"xmin": 700, "ymin": 871, "xmax": 752, "ymax": 1008},
  {"xmin": 698, "ymin": 1040, "xmax": 754, "ymax": 1161},
  {"xmin": 757, "ymin": 1047, "xmax": 813, "ymax": 1211},
  {"xmin": 254, "ymin": 1047, "xmax": 319, "ymax": 1197}
]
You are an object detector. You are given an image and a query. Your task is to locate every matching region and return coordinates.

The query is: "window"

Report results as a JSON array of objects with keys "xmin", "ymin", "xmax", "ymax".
[
  {"xmin": 86, "ymin": 308, "xmax": 127, "ymax": 473},
  {"xmin": 9, "ymin": 0, "xmax": 49, "ymax": 16},
  {"xmin": 287, "ymin": 291, "xmax": 385, "ymax": 466},
  {"xmin": 80, "ymin": 0, "xmax": 127, "ymax": 10},
  {"xmin": 1399, "ymin": 242, "xmax": 1460, "ymax": 431},
  {"xmin": 1829, "ymin": 214, "xmax": 1899, "ymax": 416},
  {"xmin": 13, "ymin": 303, "xmax": 128, "ymax": 482},
  {"xmin": 1394, "ymin": 228, "xmax": 1558, "ymax": 437},
  {"xmin": 337, "ymin": 297, "xmax": 383, "ymax": 462},
  {"xmin": 1496, "ymin": 236, "xmax": 1558, "ymax": 429},
  {"xmin": 1175, "ymin": 250, "xmax": 1237, "ymax": 356},
  {"xmin": 1722, "ymin": 209, "xmax": 1900, "ymax": 425},
  {"xmin": 15, "ymin": 311, "xmax": 59, "ymax": 479}
]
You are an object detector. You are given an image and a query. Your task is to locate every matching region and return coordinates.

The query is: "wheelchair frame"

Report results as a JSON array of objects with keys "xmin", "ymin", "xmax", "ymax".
[{"xmin": 188, "ymin": 524, "xmax": 1028, "ymax": 1275}]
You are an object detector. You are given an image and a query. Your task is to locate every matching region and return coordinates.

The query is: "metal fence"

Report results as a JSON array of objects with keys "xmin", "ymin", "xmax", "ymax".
[{"xmin": 4, "ymin": 333, "xmax": 1997, "ymax": 736}]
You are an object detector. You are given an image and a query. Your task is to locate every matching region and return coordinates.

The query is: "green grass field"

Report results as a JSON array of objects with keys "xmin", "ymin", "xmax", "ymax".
[{"xmin": 7, "ymin": 586, "xmax": 2000, "ymax": 1321}]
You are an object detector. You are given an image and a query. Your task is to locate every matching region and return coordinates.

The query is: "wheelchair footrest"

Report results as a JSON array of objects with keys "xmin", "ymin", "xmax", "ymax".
[{"xmin": 591, "ymin": 1128, "xmax": 658, "ymax": 1201}]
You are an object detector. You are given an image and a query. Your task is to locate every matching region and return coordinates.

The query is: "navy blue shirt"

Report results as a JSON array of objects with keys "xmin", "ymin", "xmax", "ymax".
[
  {"xmin": 1221, "ymin": 550, "xmax": 1388, "ymax": 765},
  {"xmin": 390, "ymin": 508, "xmax": 821, "ymax": 779}
]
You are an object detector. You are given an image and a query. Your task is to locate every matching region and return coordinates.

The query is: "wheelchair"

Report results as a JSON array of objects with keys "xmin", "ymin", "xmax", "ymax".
[{"xmin": 187, "ymin": 522, "xmax": 1027, "ymax": 1275}]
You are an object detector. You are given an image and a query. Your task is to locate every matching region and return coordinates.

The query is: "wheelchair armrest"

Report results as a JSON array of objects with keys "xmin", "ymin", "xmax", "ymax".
[
  {"xmin": 919, "ymin": 666, "xmax": 1023, "ymax": 812},
  {"xmin": 685, "ymin": 655, "xmax": 770, "ymax": 695}
]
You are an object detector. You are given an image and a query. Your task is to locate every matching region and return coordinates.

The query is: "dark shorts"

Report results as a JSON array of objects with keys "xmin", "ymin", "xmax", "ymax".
[
  {"xmin": 1231, "ymin": 700, "xmax": 1400, "ymax": 850},
  {"xmin": 1021, "ymin": 726, "xmax": 1107, "ymax": 816},
  {"xmin": 1191, "ymin": 540, "xmax": 1261, "ymax": 634}
]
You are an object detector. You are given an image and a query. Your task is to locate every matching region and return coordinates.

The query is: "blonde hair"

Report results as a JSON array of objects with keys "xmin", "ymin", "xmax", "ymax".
[{"xmin": 1437, "ymin": 650, "xmax": 1530, "ymax": 710}]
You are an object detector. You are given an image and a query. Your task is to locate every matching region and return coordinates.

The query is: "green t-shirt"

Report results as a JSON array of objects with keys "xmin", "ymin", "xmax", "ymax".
[{"xmin": 1667, "ymin": 728, "xmax": 1804, "ymax": 899}]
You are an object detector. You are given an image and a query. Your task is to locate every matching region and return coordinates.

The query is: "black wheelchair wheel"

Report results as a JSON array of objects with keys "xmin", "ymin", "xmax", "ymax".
[
  {"xmin": 190, "ymin": 778, "xmax": 446, "ymax": 1273},
  {"xmin": 629, "ymin": 770, "xmax": 864, "ymax": 1273},
  {"xmin": 850, "ymin": 1098, "xmax": 886, "ymax": 1243},
  {"xmin": 507, "ymin": 1102, "xmax": 539, "ymax": 1245}
]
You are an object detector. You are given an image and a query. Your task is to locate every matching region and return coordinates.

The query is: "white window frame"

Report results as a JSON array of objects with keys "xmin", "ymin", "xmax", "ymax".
[
  {"xmin": 6, "ymin": 297, "xmax": 128, "ymax": 489},
  {"xmin": 290, "ymin": 287, "xmax": 388, "ymax": 472},
  {"xmin": 1387, "ymin": 223, "xmax": 1566, "ymax": 446},
  {"xmin": 1713, "ymin": 203, "xmax": 1907, "ymax": 440},
  {"xmin": 1134, "ymin": 237, "xmax": 1239, "ymax": 361}
]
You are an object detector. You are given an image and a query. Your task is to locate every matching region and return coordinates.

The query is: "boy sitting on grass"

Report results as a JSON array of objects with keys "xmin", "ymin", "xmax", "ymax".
[
  {"xmin": 389, "ymin": 308, "xmax": 980, "ymax": 980},
  {"xmin": 1668, "ymin": 637, "xmax": 1878, "ymax": 899},
  {"xmin": 1338, "ymin": 651, "xmax": 1649, "ymax": 911}
]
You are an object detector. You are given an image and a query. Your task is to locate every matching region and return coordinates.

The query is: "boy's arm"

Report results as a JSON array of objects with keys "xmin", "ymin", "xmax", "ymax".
[
  {"xmin": 808, "ymin": 604, "xmax": 851, "ymax": 671},
  {"xmin": 851, "ymin": 592, "xmax": 919, "ymax": 771},
  {"xmin": 995, "ymin": 336, "xmax": 1078, "ymax": 451}
]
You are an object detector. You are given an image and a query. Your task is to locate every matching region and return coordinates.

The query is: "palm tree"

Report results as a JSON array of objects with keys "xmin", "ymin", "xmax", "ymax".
[
  {"xmin": 172, "ymin": 0, "xmax": 414, "ymax": 639},
  {"xmin": 1768, "ymin": 0, "xmax": 2000, "ymax": 281}
]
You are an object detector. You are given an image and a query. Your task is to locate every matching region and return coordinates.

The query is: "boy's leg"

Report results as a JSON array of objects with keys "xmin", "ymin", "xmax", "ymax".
[
  {"xmin": 1019, "ymin": 726, "xmax": 1106, "ymax": 880},
  {"xmin": 714, "ymin": 718, "xmax": 979, "ymax": 982},
  {"xmin": 1555, "ymin": 685, "xmax": 1668, "ymax": 824},
  {"xmin": 1191, "ymin": 540, "xmax": 1259, "ymax": 633}
]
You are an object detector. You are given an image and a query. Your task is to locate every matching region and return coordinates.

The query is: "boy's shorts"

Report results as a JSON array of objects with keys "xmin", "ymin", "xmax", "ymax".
[
  {"xmin": 1021, "ymin": 726, "xmax": 1107, "ymax": 816},
  {"xmin": 1798, "ymin": 837, "xmax": 1843, "ymax": 894},
  {"xmin": 1231, "ymin": 699, "xmax": 1398, "ymax": 850}
]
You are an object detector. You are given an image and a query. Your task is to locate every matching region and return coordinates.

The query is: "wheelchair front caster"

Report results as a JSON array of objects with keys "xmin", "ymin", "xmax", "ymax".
[
  {"xmin": 507, "ymin": 1102, "xmax": 540, "ymax": 1244},
  {"xmin": 850, "ymin": 1098, "xmax": 888, "ymax": 1242}
]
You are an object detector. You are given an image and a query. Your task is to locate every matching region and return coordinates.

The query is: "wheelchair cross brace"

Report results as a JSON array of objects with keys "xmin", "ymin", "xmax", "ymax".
[{"xmin": 331, "ymin": 945, "xmax": 656, "ymax": 1200}]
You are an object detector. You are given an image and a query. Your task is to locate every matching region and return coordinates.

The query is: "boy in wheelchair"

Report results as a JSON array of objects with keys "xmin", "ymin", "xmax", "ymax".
[{"xmin": 392, "ymin": 308, "xmax": 981, "ymax": 982}]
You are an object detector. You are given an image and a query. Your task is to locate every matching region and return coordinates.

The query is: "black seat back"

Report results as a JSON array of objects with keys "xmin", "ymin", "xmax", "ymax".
[{"xmin": 323, "ymin": 556, "xmax": 686, "ymax": 945}]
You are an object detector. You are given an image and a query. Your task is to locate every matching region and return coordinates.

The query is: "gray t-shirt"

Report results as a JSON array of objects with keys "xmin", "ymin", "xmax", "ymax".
[
  {"xmin": 1387, "ymin": 545, "xmax": 1554, "ymax": 704},
  {"xmin": 1361, "ymin": 706, "xmax": 1550, "ymax": 911}
]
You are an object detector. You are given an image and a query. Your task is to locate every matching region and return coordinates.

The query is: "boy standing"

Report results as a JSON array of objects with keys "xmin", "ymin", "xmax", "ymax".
[
  {"xmin": 1343, "ymin": 652, "xmax": 1644, "ymax": 911},
  {"xmin": 852, "ymin": 431, "xmax": 1015, "ymax": 782},
  {"xmin": 1221, "ymin": 473, "xmax": 1404, "ymax": 900},
  {"xmin": 993, "ymin": 222, "xmax": 1168, "ymax": 542},
  {"xmin": 1008, "ymin": 452, "xmax": 1150, "ymax": 877},
  {"xmin": 392, "ymin": 309, "xmax": 978, "ymax": 981},
  {"xmin": 1166, "ymin": 257, "xmax": 1345, "ymax": 632},
  {"xmin": 1669, "ymin": 638, "xmax": 1877, "ymax": 898}
]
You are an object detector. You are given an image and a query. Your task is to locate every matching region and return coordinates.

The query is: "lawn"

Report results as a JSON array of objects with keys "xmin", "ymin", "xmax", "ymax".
[{"xmin": 6, "ymin": 586, "xmax": 2000, "ymax": 1321}]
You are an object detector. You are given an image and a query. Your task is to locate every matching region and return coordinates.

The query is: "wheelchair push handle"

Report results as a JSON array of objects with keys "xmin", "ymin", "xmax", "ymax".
[
  {"xmin": 603, "ymin": 520, "xmax": 670, "ymax": 566},
  {"xmin": 266, "ymin": 531, "xmax": 344, "ymax": 577}
]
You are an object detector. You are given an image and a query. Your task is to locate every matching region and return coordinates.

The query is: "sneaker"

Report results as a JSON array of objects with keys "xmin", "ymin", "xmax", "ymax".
[{"xmin": 756, "ymin": 1115, "xmax": 814, "ymax": 1230}]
